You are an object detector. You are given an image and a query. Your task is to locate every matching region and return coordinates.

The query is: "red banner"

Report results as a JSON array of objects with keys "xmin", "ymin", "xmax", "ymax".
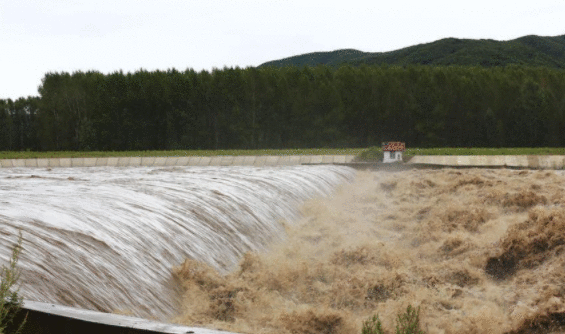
[{"xmin": 382, "ymin": 142, "xmax": 405, "ymax": 151}]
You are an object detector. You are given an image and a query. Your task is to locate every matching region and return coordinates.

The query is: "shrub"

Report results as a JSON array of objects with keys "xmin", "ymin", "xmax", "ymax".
[
  {"xmin": 362, "ymin": 314, "xmax": 384, "ymax": 334},
  {"xmin": 362, "ymin": 305, "xmax": 424, "ymax": 334},
  {"xmin": 0, "ymin": 233, "xmax": 26, "ymax": 334},
  {"xmin": 395, "ymin": 305, "xmax": 424, "ymax": 334},
  {"xmin": 356, "ymin": 146, "xmax": 383, "ymax": 162}
]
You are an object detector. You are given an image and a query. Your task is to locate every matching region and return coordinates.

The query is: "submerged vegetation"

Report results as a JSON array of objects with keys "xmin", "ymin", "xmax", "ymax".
[
  {"xmin": 0, "ymin": 234, "xmax": 25, "ymax": 334},
  {"xmin": 362, "ymin": 306, "xmax": 424, "ymax": 334}
]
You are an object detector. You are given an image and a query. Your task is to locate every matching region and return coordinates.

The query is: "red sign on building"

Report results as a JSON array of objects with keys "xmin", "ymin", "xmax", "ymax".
[{"xmin": 382, "ymin": 142, "xmax": 406, "ymax": 151}]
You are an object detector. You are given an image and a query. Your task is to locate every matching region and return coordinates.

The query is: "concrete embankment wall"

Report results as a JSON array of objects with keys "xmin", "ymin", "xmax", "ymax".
[
  {"xmin": 0, "ymin": 155, "xmax": 357, "ymax": 168},
  {"xmin": 2, "ymin": 155, "xmax": 565, "ymax": 169},
  {"xmin": 408, "ymin": 155, "xmax": 565, "ymax": 169}
]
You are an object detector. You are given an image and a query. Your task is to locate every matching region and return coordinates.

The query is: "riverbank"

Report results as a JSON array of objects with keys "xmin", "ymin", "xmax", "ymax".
[
  {"xmin": 407, "ymin": 155, "xmax": 565, "ymax": 169},
  {"xmin": 0, "ymin": 155, "xmax": 356, "ymax": 168},
  {"xmin": 1, "ymin": 154, "xmax": 565, "ymax": 169}
]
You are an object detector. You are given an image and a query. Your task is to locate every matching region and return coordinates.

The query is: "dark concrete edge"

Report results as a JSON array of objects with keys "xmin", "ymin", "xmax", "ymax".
[{"xmin": 12, "ymin": 300, "xmax": 235, "ymax": 334}]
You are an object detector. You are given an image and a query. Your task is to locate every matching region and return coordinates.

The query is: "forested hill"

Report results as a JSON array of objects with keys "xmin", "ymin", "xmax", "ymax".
[
  {"xmin": 260, "ymin": 34, "xmax": 565, "ymax": 68},
  {"xmin": 259, "ymin": 49, "xmax": 371, "ymax": 68},
  {"xmin": 3, "ymin": 35, "xmax": 565, "ymax": 152}
]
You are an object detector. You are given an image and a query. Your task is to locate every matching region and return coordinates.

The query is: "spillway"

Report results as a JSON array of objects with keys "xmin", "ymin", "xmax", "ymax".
[{"xmin": 0, "ymin": 165, "xmax": 355, "ymax": 320}]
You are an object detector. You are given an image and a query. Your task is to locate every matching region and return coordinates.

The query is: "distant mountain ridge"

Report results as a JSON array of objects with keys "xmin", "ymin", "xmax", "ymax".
[{"xmin": 259, "ymin": 34, "xmax": 565, "ymax": 68}]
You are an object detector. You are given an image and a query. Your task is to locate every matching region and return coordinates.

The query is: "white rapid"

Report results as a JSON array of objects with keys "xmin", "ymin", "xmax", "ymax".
[{"xmin": 0, "ymin": 165, "xmax": 355, "ymax": 320}]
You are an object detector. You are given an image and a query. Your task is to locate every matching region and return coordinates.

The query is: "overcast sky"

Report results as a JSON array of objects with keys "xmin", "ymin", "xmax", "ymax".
[{"xmin": 1, "ymin": 0, "xmax": 564, "ymax": 100}]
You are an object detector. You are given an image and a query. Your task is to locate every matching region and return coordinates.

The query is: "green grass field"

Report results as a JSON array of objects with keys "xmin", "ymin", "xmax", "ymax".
[
  {"xmin": 405, "ymin": 147, "xmax": 565, "ymax": 156},
  {"xmin": 1, "ymin": 147, "xmax": 565, "ymax": 160},
  {"xmin": 0, "ymin": 148, "xmax": 365, "ymax": 160}
]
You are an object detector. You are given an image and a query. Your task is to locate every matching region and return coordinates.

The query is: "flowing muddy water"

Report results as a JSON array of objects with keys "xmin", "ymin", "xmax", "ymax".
[
  {"xmin": 173, "ymin": 168, "xmax": 565, "ymax": 334},
  {"xmin": 0, "ymin": 165, "xmax": 354, "ymax": 320}
]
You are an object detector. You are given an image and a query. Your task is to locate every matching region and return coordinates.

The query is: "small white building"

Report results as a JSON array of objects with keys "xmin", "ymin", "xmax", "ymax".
[{"xmin": 382, "ymin": 142, "xmax": 405, "ymax": 163}]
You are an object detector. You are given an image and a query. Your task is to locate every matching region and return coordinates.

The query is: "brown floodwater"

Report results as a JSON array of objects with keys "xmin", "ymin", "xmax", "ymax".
[
  {"xmin": 173, "ymin": 168, "xmax": 565, "ymax": 334},
  {"xmin": 0, "ymin": 165, "xmax": 353, "ymax": 320}
]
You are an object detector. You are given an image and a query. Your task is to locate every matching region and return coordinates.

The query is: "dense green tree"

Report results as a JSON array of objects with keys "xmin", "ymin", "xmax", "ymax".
[
  {"xmin": 0, "ymin": 99, "xmax": 13, "ymax": 150},
  {"xmin": 6, "ymin": 64, "xmax": 565, "ymax": 151}
]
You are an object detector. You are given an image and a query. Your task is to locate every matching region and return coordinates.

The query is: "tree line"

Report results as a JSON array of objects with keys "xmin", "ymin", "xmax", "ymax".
[{"xmin": 2, "ymin": 65, "xmax": 565, "ymax": 151}]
